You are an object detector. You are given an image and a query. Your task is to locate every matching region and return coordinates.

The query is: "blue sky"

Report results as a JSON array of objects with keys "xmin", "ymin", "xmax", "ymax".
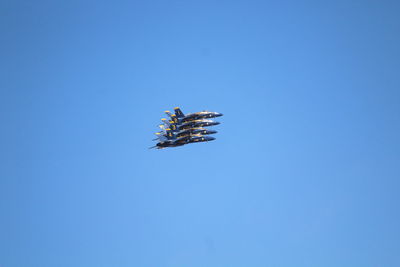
[{"xmin": 1, "ymin": 1, "xmax": 400, "ymax": 266}]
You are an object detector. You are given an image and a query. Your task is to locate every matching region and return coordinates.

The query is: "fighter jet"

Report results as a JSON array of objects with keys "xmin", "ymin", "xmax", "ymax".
[
  {"xmin": 186, "ymin": 134, "xmax": 215, "ymax": 144},
  {"xmin": 177, "ymin": 119, "xmax": 220, "ymax": 131},
  {"xmin": 150, "ymin": 128, "xmax": 215, "ymax": 149},
  {"xmin": 150, "ymin": 128, "xmax": 185, "ymax": 149},
  {"xmin": 176, "ymin": 128, "xmax": 217, "ymax": 138},
  {"xmin": 164, "ymin": 114, "xmax": 222, "ymax": 131},
  {"xmin": 165, "ymin": 107, "xmax": 223, "ymax": 123}
]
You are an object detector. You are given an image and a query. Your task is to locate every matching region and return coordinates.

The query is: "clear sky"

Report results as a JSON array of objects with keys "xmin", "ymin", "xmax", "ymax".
[{"xmin": 1, "ymin": 1, "xmax": 400, "ymax": 266}]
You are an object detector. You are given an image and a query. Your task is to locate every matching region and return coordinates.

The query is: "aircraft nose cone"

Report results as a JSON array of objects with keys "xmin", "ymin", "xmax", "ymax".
[
  {"xmin": 214, "ymin": 121, "xmax": 220, "ymax": 125},
  {"xmin": 216, "ymin": 113, "xmax": 223, "ymax": 117},
  {"xmin": 208, "ymin": 136, "xmax": 216, "ymax": 141},
  {"xmin": 209, "ymin": 130, "xmax": 218, "ymax": 134}
]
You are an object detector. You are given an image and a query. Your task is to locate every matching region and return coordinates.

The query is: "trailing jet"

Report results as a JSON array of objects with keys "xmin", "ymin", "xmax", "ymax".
[
  {"xmin": 165, "ymin": 107, "xmax": 223, "ymax": 123},
  {"xmin": 150, "ymin": 128, "xmax": 185, "ymax": 149},
  {"xmin": 154, "ymin": 127, "xmax": 216, "ymax": 141},
  {"xmin": 176, "ymin": 128, "xmax": 217, "ymax": 138},
  {"xmin": 150, "ymin": 128, "xmax": 215, "ymax": 149}
]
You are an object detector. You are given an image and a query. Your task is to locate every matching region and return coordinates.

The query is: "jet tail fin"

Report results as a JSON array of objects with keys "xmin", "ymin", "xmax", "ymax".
[
  {"xmin": 161, "ymin": 118, "xmax": 170, "ymax": 127},
  {"xmin": 169, "ymin": 121, "xmax": 178, "ymax": 132},
  {"xmin": 165, "ymin": 128, "xmax": 176, "ymax": 140},
  {"xmin": 165, "ymin": 110, "xmax": 173, "ymax": 118},
  {"xmin": 170, "ymin": 115, "xmax": 178, "ymax": 124},
  {"xmin": 174, "ymin": 107, "xmax": 185, "ymax": 118},
  {"xmin": 154, "ymin": 132, "xmax": 168, "ymax": 142}
]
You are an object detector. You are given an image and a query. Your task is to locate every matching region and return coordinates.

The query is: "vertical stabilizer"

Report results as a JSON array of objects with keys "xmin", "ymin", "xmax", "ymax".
[
  {"xmin": 170, "ymin": 114, "xmax": 179, "ymax": 124},
  {"xmin": 169, "ymin": 122, "xmax": 178, "ymax": 132},
  {"xmin": 174, "ymin": 107, "xmax": 185, "ymax": 118},
  {"xmin": 161, "ymin": 118, "xmax": 170, "ymax": 127},
  {"xmin": 165, "ymin": 110, "xmax": 173, "ymax": 118},
  {"xmin": 165, "ymin": 128, "xmax": 176, "ymax": 140},
  {"xmin": 155, "ymin": 132, "xmax": 168, "ymax": 142}
]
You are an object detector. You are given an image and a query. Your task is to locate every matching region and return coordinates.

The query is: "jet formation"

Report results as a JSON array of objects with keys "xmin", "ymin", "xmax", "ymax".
[{"xmin": 150, "ymin": 107, "xmax": 223, "ymax": 149}]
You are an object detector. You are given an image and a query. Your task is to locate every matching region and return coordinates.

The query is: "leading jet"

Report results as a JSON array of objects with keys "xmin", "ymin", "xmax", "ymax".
[{"xmin": 165, "ymin": 107, "xmax": 223, "ymax": 123}]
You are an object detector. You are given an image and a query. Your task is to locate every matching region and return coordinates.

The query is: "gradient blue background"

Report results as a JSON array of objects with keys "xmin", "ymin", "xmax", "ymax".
[{"xmin": 1, "ymin": 1, "xmax": 400, "ymax": 266}]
